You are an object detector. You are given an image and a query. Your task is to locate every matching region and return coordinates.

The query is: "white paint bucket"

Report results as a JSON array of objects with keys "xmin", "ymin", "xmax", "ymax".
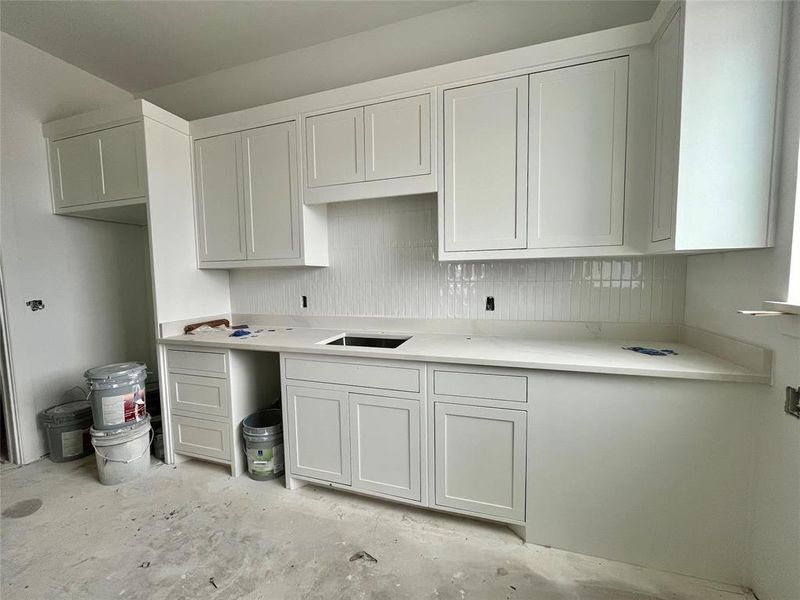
[
  {"xmin": 90, "ymin": 414, "xmax": 152, "ymax": 486},
  {"xmin": 84, "ymin": 362, "xmax": 147, "ymax": 430}
]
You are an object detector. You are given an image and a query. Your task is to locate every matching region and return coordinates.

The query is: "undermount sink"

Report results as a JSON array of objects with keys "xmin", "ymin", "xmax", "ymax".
[{"xmin": 325, "ymin": 334, "xmax": 411, "ymax": 349}]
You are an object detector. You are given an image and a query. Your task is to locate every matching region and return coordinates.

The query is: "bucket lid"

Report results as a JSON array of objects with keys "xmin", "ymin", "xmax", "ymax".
[
  {"xmin": 40, "ymin": 400, "xmax": 92, "ymax": 425},
  {"xmin": 84, "ymin": 362, "xmax": 147, "ymax": 382},
  {"xmin": 90, "ymin": 413, "xmax": 151, "ymax": 437},
  {"xmin": 242, "ymin": 409, "xmax": 282, "ymax": 436}
]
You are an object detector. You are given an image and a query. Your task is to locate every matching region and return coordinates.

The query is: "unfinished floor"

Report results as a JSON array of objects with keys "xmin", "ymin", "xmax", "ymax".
[{"xmin": 1, "ymin": 457, "xmax": 755, "ymax": 600}]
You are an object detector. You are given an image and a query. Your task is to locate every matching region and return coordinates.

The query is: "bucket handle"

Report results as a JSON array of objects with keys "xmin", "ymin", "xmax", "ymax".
[{"xmin": 92, "ymin": 428, "xmax": 154, "ymax": 464}]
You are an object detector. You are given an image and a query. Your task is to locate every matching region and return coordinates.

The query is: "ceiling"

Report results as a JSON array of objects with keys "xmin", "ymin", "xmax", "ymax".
[{"xmin": 0, "ymin": 0, "xmax": 465, "ymax": 91}]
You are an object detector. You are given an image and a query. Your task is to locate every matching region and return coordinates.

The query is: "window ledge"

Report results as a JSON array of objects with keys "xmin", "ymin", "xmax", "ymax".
[{"xmin": 763, "ymin": 301, "xmax": 800, "ymax": 315}]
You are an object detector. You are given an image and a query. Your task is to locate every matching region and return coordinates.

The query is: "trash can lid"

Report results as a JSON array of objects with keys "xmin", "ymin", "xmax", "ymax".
[{"xmin": 84, "ymin": 362, "xmax": 147, "ymax": 382}]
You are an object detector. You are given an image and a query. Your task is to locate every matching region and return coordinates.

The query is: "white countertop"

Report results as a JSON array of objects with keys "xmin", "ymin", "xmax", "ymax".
[{"xmin": 159, "ymin": 324, "xmax": 769, "ymax": 383}]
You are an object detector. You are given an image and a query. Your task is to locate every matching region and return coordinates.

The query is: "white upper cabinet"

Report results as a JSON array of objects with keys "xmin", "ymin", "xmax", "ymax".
[
  {"xmin": 365, "ymin": 94, "xmax": 431, "ymax": 181},
  {"xmin": 194, "ymin": 132, "xmax": 246, "ymax": 262},
  {"xmin": 50, "ymin": 134, "xmax": 99, "ymax": 209},
  {"xmin": 651, "ymin": 11, "xmax": 681, "ymax": 244},
  {"xmin": 242, "ymin": 122, "xmax": 300, "ymax": 261},
  {"xmin": 443, "ymin": 76, "xmax": 529, "ymax": 252},
  {"xmin": 194, "ymin": 120, "xmax": 328, "ymax": 268},
  {"xmin": 301, "ymin": 91, "xmax": 436, "ymax": 204},
  {"xmin": 528, "ymin": 57, "xmax": 628, "ymax": 249},
  {"xmin": 49, "ymin": 122, "xmax": 147, "ymax": 211},
  {"xmin": 95, "ymin": 123, "xmax": 148, "ymax": 203},
  {"xmin": 649, "ymin": 2, "xmax": 782, "ymax": 252},
  {"xmin": 305, "ymin": 107, "xmax": 365, "ymax": 188}
]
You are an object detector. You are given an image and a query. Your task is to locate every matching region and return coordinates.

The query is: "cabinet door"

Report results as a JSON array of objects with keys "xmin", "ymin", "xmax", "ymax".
[
  {"xmin": 528, "ymin": 57, "xmax": 628, "ymax": 249},
  {"xmin": 172, "ymin": 414, "xmax": 231, "ymax": 462},
  {"xmin": 96, "ymin": 123, "xmax": 147, "ymax": 202},
  {"xmin": 434, "ymin": 403, "xmax": 526, "ymax": 521},
  {"xmin": 285, "ymin": 386, "xmax": 350, "ymax": 485},
  {"xmin": 349, "ymin": 394, "xmax": 421, "ymax": 501},
  {"xmin": 652, "ymin": 11, "xmax": 682, "ymax": 243},
  {"xmin": 194, "ymin": 133, "xmax": 246, "ymax": 261},
  {"xmin": 443, "ymin": 77, "xmax": 528, "ymax": 252},
  {"xmin": 242, "ymin": 122, "xmax": 300, "ymax": 260},
  {"xmin": 365, "ymin": 95, "xmax": 430, "ymax": 181},
  {"xmin": 305, "ymin": 107, "xmax": 365, "ymax": 188},
  {"xmin": 49, "ymin": 134, "xmax": 100, "ymax": 208}
]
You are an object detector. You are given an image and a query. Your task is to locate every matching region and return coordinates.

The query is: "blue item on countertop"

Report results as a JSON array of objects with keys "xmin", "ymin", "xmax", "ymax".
[
  {"xmin": 623, "ymin": 346, "xmax": 678, "ymax": 356},
  {"xmin": 230, "ymin": 329, "xmax": 251, "ymax": 338}
]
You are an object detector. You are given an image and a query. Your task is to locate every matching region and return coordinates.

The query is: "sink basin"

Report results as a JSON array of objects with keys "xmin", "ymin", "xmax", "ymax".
[{"xmin": 325, "ymin": 334, "xmax": 411, "ymax": 349}]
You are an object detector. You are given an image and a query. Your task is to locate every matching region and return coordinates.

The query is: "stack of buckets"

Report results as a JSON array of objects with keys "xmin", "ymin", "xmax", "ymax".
[{"xmin": 85, "ymin": 362, "xmax": 152, "ymax": 485}]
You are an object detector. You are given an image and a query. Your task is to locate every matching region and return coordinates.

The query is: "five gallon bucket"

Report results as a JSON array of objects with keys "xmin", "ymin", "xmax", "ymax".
[
  {"xmin": 40, "ymin": 400, "xmax": 94, "ymax": 462},
  {"xmin": 85, "ymin": 362, "xmax": 147, "ymax": 430},
  {"xmin": 90, "ymin": 414, "xmax": 152, "ymax": 486},
  {"xmin": 242, "ymin": 409, "xmax": 284, "ymax": 481}
]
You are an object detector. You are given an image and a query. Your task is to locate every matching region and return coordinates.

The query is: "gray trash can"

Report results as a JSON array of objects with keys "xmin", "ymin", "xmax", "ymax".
[{"xmin": 242, "ymin": 409, "xmax": 283, "ymax": 481}]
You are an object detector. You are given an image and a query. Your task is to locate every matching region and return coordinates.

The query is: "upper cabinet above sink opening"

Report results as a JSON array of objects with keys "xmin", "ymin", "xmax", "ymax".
[{"xmin": 303, "ymin": 91, "xmax": 436, "ymax": 205}]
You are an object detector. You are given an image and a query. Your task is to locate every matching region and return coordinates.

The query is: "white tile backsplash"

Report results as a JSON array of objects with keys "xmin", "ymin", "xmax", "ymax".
[{"xmin": 230, "ymin": 195, "xmax": 686, "ymax": 323}]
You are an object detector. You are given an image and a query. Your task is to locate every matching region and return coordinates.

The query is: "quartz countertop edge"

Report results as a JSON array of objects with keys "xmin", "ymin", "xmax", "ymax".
[{"xmin": 158, "ymin": 326, "xmax": 769, "ymax": 384}]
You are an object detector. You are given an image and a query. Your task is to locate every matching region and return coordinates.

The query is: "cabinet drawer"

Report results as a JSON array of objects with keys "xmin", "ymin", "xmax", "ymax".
[
  {"xmin": 167, "ymin": 349, "xmax": 228, "ymax": 377},
  {"xmin": 284, "ymin": 358, "xmax": 420, "ymax": 393},
  {"xmin": 170, "ymin": 373, "xmax": 229, "ymax": 418},
  {"xmin": 172, "ymin": 414, "xmax": 231, "ymax": 462},
  {"xmin": 433, "ymin": 369, "xmax": 527, "ymax": 403}
]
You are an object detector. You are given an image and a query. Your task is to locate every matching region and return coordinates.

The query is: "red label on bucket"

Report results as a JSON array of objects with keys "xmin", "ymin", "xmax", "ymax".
[{"xmin": 102, "ymin": 389, "xmax": 146, "ymax": 426}]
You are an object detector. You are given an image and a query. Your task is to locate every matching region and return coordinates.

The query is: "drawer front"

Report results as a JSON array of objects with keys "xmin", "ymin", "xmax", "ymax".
[
  {"xmin": 172, "ymin": 414, "xmax": 231, "ymax": 461},
  {"xmin": 167, "ymin": 349, "xmax": 227, "ymax": 377},
  {"xmin": 284, "ymin": 358, "xmax": 420, "ymax": 393},
  {"xmin": 433, "ymin": 369, "xmax": 527, "ymax": 403},
  {"xmin": 170, "ymin": 373, "xmax": 229, "ymax": 418}
]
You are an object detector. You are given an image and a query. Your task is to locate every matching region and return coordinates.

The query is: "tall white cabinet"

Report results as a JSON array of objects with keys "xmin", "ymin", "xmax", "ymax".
[
  {"xmin": 193, "ymin": 119, "xmax": 328, "ymax": 268},
  {"xmin": 648, "ymin": 2, "xmax": 782, "ymax": 252}
]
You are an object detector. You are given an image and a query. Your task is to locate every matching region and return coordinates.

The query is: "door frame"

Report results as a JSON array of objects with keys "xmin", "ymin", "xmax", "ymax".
[{"xmin": 0, "ymin": 259, "xmax": 22, "ymax": 464}]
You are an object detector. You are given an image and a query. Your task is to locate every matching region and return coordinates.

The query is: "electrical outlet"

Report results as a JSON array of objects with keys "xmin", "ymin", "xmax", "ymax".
[
  {"xmin": 485, "ymin": 296, "xmax": 495, "ymax": 311},
  {"xmin": 301, "ymin": 295, "xmax": 308, "ymax": 309}
]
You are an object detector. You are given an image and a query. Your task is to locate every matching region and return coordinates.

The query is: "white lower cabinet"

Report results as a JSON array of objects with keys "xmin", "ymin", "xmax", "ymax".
[
  {"xmin": 434, "ymin": 403, "xmax": 527, "ymax": 522},
  {"xmin": 172, "ymin": 414, "xmax": 232, "ymax": 462},
  {"xmin": 349, "ymin": 393, "xmax": 421, "ymax": 501},
  {"xmin": 285, "ymin": 385, "xmax": 351, "ymax": 485}
]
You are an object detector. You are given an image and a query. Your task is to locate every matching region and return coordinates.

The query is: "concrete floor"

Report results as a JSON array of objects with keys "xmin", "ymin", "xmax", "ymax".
[{"xmin": 1, "ymin": 457, "xmax": 755, "ymax": 600}]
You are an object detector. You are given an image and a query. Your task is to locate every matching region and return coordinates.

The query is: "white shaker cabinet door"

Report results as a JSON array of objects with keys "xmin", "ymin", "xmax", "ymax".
[
  {"xmin": 528, "ymin": 57, "xmax": 628, "ymax": 249},
  {"xmin": 365, "ymin": 95, "xmax": 430, "ymax": 181},
  {"xmin": 443, "ymin": 76, "xmax": 528, "ymax": 252},
  {"xmin": 434, "ymin": 403, "xmax": 526, "ymax": 522},
  {"xmin": 651, "ymin": 11, "xmax": 682, "ymax": 243},
  {"xmin": 285, "ymin": 386, "xmax": 351, "ymax": 485},
  {"xmin": 349, "ymin": 394, "xmax": 421, "ymax": 501},
  {"xmin": 49, "ymin": 134, "xmax": 100, "ymax": 209},
  {"xmin": 194, "ymin": 132, "xmax": 246, "ymax": 262},
  {"xmin": 305, "ymin": 107, "xmax": 365, "ymax": 188},
  {"xmin": 241, "ymin": 122, "xmax": 300, "ymax": 260},
  {"xmin": 96, "ymin": 123, "xmax": 147, "ymax": 203}
]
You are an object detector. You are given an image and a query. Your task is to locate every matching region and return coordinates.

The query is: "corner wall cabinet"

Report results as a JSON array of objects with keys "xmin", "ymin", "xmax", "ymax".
[
  {"xmin": 47, "ymin": 122, "xmax": 147, "ymax": 224},
  {"xmin": 648, "ymin": 2, "xmax": 782, "ymax": 252},
  {"xmin": 302, "ymin": 92, "xmax": 435, "ymax": 204},
  {"xmin": 193, "ymin": 119, "xmax": 328, "ymax": 268}
]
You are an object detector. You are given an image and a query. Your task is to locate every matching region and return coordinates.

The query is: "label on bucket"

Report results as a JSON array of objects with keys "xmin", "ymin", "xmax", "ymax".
[
  {"xmin": 61, "ymin": 430, "xmax": 84, "ymax": 458},
  {"xmin": 101, "ymin": 390, "xmax": 146, "ymax": 426},
  {"xmin": 247, "ymin": 444, "xmax": 284, "ymax": 475}
]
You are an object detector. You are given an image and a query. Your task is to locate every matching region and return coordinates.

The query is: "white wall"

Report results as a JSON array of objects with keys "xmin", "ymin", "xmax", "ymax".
[
  {"xmin": 230, "ymin": 196, "xmax": 686, "ymax": 324},
  {"xmin": 139, "ymin": 1, "xmax": 656, "ymax": 120},
  {"xmin": 683, "ymin": 4, "xmax": 800, "ymax": 599},
  {"xmin": 0, "ymin": 33, "xmax": 152, "ymax": 463}
]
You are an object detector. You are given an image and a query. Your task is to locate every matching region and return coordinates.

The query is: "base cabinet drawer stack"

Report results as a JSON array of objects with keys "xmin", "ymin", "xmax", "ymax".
[{"xmin": 281, "ymin": 354, "xmax": 531, "ymax": 539}]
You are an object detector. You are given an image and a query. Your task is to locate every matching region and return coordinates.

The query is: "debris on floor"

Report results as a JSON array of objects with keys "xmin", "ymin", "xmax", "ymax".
[
  {"xmin": 349, "ymin": 550, "xmax": 378, "ymax": 563},
  {"xmin": 209, "ymin": 577, "xmax": 218, "ymax": 589}
]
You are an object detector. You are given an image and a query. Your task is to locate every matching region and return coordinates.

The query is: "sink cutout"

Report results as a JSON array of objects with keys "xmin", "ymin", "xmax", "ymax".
[{"xmin": 325, "ymin": 334, "xmax": 411, "ymax": 349}]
